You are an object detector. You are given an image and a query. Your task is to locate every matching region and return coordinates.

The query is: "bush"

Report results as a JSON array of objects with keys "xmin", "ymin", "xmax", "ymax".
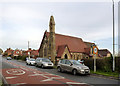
[
  {"xmin": 82, "ymin": 58, "xmax": 94, "ymax": 70},
  {"xmin": 115, "ymin": 57, "xmax": 120, "ymax": 72},
  {"xmin": 21, "ymin": 56, "xmax": 27, "ymax": 61},
  {"xmin": 83, "ymin": 57, "xmax": 113, "ymax": 72}
]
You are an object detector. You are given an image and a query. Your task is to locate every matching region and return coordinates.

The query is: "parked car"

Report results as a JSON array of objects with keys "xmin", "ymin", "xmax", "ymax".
[
  {"xmin": 26, "ymin": 58, "xmax": 36, "ymax": 65},
  {"xmin": 35, "ymin": 58, "xmax": 54, "ymax": 68},
  {"xmin": 57, "ymin": 59, "xmax": 90, "ymax": 75},
  {"xmin": 6, "ymin": 57, "xmax": 12, "ymax": 60}
]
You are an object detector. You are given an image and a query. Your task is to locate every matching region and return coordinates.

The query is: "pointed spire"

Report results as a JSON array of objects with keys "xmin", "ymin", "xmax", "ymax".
[{"xmin": 49, "ymin": 15, "xmax": 55, "ymax": 25}]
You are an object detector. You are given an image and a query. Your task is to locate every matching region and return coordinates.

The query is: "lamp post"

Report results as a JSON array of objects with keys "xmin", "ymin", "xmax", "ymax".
[{"xmin": 112, "ymin": 0, "xmax": 115, "ymax": 72}]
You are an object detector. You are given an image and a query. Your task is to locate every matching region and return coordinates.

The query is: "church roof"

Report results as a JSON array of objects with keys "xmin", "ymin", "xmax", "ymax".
[
  {"xmin": 46, "ymin": 32, "xmax": 88, "ymax": 53},
  {"xmin": 57, "ymin": 45, "xmax": 67, "ymax": 57}
]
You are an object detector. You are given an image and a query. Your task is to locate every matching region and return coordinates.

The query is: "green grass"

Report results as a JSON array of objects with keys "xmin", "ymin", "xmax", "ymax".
[
  {"xmin": 91, "ymin": 70, "xmax": 119, "ymax": 78},
  {"xmin": 0, "ymin": 80, "xmax": 2, "ymax": 86},
  {"xmin": 53, "ymin": 65, "xmax": 57, "ymax": 69}
]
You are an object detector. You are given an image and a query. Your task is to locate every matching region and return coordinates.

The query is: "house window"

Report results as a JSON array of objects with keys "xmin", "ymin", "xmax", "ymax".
[{"xmin": 16, "ymin": 51, "xmax": 19, "ymax": 54}]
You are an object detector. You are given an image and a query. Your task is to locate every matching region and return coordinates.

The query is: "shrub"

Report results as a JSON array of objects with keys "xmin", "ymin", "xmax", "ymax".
[
  {"xmin": 83, "ymin": 57, "xmax": 113, "ymax": 72},
  {"xmin": 115, "ymin": 57, "xmax": 120, "ymax": 72},
  {"xmin": 21, "ymin": 55, "xmax": 27, "ymax": 61}
]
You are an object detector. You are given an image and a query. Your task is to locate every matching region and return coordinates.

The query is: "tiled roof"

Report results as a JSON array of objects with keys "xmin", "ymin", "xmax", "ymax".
[
  {"xmin": 84, "ymin": 42, "xmax": 95, "ymax": 48},
  {"xmin": 98, "ymin": 49, "xmax": 111, "ymax": 57},
  {"xmin": 57, "ymin": 45, "xmax": 68, "ymax": 57},
  {"xmin": 46, "ymin": 32, "xmax": 87, "ymax": 53}
]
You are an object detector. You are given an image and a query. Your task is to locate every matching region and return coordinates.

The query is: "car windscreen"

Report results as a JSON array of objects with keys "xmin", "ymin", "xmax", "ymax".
[
  {"xmin": 70, "ymin": 60, "xmax": 83, "ymax": 66},
  {"xmin": 30, "ymin": 59, "xmax": 35, "ymax": 61},
  {"xmin": 42, "ymin": 58, "xmax": 51, "ymax": 62}
]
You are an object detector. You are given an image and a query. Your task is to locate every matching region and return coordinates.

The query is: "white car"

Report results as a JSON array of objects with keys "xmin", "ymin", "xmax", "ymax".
[{"xmin": 26, "ymin": 58, "xmax": 36, "ymax": 65}]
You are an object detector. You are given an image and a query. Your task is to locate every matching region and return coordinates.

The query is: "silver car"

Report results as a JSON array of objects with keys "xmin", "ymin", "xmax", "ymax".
[
  {"xmin": 57, "ymin": 59, "xmax": 90, "ymax": 75},
  {"xmin": 35, "ymin": 58, "xmax": 54, "ymax": 68},
  {"xmin": 26, "ymin": 58, "xmax": 36, "ymax": 65}
]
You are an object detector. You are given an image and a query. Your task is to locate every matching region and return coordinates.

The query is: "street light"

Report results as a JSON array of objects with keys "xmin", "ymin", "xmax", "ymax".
[{"xmin": 112, "ymin": 0, "xmax": 115, "ymax": 72}]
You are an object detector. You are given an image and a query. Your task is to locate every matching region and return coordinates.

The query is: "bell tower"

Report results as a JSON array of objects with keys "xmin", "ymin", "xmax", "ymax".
[{"xmin": 48, "ymin": 16, "xmax": 56, "ymax": 64}]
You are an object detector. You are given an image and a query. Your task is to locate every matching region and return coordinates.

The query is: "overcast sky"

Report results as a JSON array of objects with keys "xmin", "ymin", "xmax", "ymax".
[{"xmin": 0, "ymin": 0, "xmax": 119, "ymax": 54}]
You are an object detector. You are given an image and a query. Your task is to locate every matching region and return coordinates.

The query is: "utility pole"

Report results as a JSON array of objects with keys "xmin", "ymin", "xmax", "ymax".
[
  {"xmin": 112, "ymin": 0, "xmax": 115, "ymax": 72},
  {"xmin": 28, "ymin": 41, "xmax": 30, "ymax": 59},
  {"xmin": 28, "ymin": 41, "xmax": 29, "ymax": 50}
]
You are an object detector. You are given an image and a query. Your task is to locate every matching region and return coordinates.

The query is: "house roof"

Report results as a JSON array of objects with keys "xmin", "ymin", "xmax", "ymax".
[
  {"xmin": 46, "ymin": 32, "xmax": 88, "ymax": 53},
  {"xmin": 98, "ymin": 49, "xmax": 111, "ymax": 57}
]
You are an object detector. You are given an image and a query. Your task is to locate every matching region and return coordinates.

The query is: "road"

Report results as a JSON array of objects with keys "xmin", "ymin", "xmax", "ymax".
[{"xmin": 0, "ymin": 55, "xmax": 119, "ymax": 86}]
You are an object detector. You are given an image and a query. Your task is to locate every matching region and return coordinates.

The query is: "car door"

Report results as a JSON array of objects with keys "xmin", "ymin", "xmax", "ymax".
[
  {"xmin": 60, "ymin": 59, "xmax": 66, "ymax": 71},
  {"xmin": 64, "ymin": 60, "xmax": 72, "ymax": 72}
]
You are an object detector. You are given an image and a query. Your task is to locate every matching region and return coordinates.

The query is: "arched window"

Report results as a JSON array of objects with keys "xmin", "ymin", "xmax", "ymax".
[
  {"xmin": 64, "ymin": 54, "xmax": 68, "ymax": 59},
  {"xmin": 43, "ymin": 44, "xmax": 47, "ymax": 57}
]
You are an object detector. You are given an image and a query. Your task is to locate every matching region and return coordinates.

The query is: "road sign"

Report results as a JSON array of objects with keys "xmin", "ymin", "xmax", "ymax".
[{"xmin": 93, "ymin": 46, "xmax": 98, "ymax": 55}]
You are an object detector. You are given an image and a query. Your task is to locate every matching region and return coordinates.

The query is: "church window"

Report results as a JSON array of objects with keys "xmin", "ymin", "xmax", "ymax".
[{"xmin": 44, "ymin": 47, "xmax": 47, "ymax": 56}]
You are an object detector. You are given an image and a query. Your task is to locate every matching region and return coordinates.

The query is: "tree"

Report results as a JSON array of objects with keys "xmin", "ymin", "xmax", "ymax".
[{"xmin": 0, "ymin": 48, "xmax": 3, "ymax": 55}]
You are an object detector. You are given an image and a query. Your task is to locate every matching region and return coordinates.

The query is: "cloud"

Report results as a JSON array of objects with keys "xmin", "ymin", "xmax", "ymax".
[
  {"xmin": 1, "ymin": 2, "xmax": 118, "ymax": 53},
  {"xmin": 0, "ymin": 0, "xmax": 117, "ymax": 3}
]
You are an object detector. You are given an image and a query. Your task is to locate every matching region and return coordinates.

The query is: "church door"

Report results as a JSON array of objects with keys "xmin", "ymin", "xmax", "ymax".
[{"xmin": 64, "ymin": 54, "xmax": 68, "ymax": 59}]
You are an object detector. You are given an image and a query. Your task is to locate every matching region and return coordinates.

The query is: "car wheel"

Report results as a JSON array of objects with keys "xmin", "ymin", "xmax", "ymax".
[
  {"xmin": 57, "ymin": 67, "xmax": 61, "ymax": 72},
  {"xmin": 35, "ymin": 63, "xmax": 38, "ymax": 67},
  {"xmin": 57, "ymin": 67, "xmax": 63, "ymax": 72},
  {"xmin": 72, "ymin": 69, "xmax": 77, "ymax": 75},
  {"xmin": 26, "ymin": 63, "xmax": 28, "ymax": 65},
  {"xmin": 41, "ymin": 64, "xmax": 44, "ymax": 69}
]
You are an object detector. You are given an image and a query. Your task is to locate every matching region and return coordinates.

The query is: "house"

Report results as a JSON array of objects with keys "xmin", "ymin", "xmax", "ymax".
[
  {"xmin": 39, "ymin": 16, "xmax": 99, "ymax": 64},
  {"xmin": 22, "ymin": 48, "xmax": 39, "ymax": 58},
  {"xmin": 13, "ymin": 49, "xmax": 22, "ymax": 56},
  {"xmin": 98, "ymin": 49, "xmax": 112, "ymax": 57},
  {"xmin": 4, "ymin": 48, "xmax": 13, "ymax": 56}
]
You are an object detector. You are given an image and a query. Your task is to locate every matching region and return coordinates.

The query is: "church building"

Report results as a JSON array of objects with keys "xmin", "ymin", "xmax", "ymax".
[{"xmin": 39, "ymin": 16, "xmax": 95, "ymax": 64}]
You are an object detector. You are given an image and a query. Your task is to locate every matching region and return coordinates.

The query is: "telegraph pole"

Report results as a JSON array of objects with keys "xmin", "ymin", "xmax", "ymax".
[
  {"xmin": 112, "ymin": 0, "xmax": 115, "ymax": 72},
  {"xmin": 28, "ymin": 41, "xmax": 30, "ymax": 59},
  {"xmin": 28, "ymin": 41, "xmax": 29, "ymax": 50}
]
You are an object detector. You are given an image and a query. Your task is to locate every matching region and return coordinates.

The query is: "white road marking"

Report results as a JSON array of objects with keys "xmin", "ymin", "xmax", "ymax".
[
  {"xmin": 6, "ymin": 76, "xmax": 17, "ymax": 79},
  {"xmin": 66, "ymin": 82, "xmax": 87, "ymax": 84},
  {"xmin": 16, "ymin": 83, "xmax": 27, "ymax": 85},
  {"xmin": 20, "ymin": 67, "xmax": 29, "ymax": 71},
  {"xmin": 6, "ymin": 69, "xmax": 25, "ymax": 75}
]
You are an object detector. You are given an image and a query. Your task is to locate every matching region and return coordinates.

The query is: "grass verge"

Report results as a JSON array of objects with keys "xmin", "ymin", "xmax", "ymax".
[{"xmin": 91, "ymin": 70, "xmax": 119, "ymax": 79}]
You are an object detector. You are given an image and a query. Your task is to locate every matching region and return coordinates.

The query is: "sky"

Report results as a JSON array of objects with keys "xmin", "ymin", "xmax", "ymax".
[{"xmin": 0, "ymin": 0, "xmax": 119, "ymax": 54}]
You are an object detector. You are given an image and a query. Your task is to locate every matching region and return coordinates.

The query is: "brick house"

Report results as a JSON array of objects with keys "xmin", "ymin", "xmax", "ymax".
[
  {"xmin": 4, "ymin": 48, "xmax": 13, "ymax": 56},
  {"xmin": 22, "ymin": 48, "xmax": 39, "ymax": 58},
  {"xmin": 98, "ymin": 49, "xmax": 112, "ymax": 57},
  {"xmin": 13, "ymin": 49, "xmax": 22, "ymax": 56}
]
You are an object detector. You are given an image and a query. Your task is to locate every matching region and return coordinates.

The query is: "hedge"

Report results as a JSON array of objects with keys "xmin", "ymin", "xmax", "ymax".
[
  {"xmin": 83, "ymin": 57, "xmax": 120, "ymax": 72},
  {"xmin": 13, "ymin": 55, "xmax": 27, "ymax": 61}
]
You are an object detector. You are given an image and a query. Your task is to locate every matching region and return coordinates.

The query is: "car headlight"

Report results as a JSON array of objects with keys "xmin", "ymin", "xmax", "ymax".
[
  {"xmin": 81, "ymin": 69, "xmax": 85, "ymax": 71},
  {"xmin": 44, "ymin": 63, "xmax": 48, "ymax": 66}
]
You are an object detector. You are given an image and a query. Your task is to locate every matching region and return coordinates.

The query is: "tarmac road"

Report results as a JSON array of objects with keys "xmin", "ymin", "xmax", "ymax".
[{"xmin": 1, "ymin": 56, "xmax": 119, "ymax": 86}]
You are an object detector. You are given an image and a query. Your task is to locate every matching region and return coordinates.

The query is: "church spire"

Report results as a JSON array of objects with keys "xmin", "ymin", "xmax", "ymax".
[
  {"xmin": 49, "ymin": 15, "xmax": 55, "ymax": 33},
  {"xmin": 48, "ymin": 15, "xmax": 56, "ymax": 64},
  {"xmin": 49, "ymin": 15, "xmax": 55, "ymax": 25}
]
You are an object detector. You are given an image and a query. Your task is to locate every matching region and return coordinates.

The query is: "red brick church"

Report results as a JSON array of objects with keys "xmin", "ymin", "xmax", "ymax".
[{"xmin": 38, "ymin": 16, "xmax": 111, "ymax": 63}]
